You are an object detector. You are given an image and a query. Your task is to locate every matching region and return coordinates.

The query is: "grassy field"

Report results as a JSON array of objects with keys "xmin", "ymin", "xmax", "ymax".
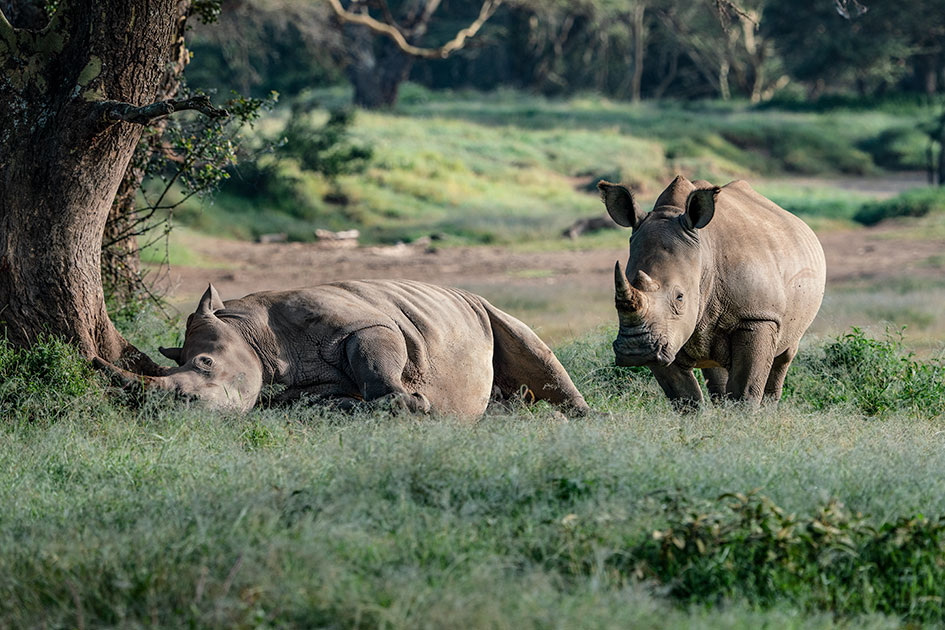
[
  {"xmin": 9, "ymin": 89, "xmax": 945, "ymax": 627},
  {"xmin": 167, "ymin": 87, "xmax": 940, "ymax": 244},
  {"xmin": 4, "ymin": 327, "xmax": 945, "ymax": 628}
]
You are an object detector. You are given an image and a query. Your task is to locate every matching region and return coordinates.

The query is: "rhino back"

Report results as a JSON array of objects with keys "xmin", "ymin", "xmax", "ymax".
[
  {"xmin": 699, "ymin": 180, "xmax": 825, "ymax": 348},
  {"xmin": 237, "ymin": 281, "xmax": 495, "ymax": 411}
]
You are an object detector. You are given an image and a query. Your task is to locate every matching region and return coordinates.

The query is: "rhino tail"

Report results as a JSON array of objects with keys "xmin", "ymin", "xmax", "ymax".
[{"xmin": 480, "ymin": 300, "xmax": 589, "ymax": 415}]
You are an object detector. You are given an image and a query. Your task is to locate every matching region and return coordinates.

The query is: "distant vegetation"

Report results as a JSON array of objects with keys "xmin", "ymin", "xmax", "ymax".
[
  {"xmin": 854, "ymin": 186, "xmax": 945, "ymax": 225},
  {"xmin": 162, "ymin": 89, "xmax": 940, "ymax": 244}
]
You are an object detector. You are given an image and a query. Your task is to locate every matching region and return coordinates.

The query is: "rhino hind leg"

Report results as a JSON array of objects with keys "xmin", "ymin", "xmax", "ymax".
[
  {"xmin": 725, "ymin": 322, "xmax": 779, "ymax": 405},
  {"xmin": 702, "ymin": 367, "xmax": 729, "ymax": 401},
  {"xmin": 763, "ymin": 344, "xmax": 798, "ymax": 402},
  {"xmin": 483, "ymin": 303, "xmax": 589, "ymax": 415},
  {"xmin": 344, "ymin": 326, "xmax": 431, "ymax": 414}
]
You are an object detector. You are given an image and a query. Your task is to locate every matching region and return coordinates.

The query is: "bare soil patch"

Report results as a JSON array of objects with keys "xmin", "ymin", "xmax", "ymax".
[{"xmin": 157, "ymin": 222, "xmax": 945, "ymax": 344}]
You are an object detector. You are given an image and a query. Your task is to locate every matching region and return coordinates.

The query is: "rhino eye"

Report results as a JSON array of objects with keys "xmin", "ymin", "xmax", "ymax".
[
  {"xmin": 675, "ymin": 291, "xmax": 684, "ymax": 302},
  {"xmin": 194, "ymin": 355, "xmax": 214, "ymax": 372}
]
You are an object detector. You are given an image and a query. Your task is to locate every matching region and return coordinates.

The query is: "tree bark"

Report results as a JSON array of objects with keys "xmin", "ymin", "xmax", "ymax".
[
  {"xmin": 0, "ymin": 1, "xmax": 191, "ymax": 373},
  {"xmin": 629, "ymin": 3, "xmax": 646, "ymax": 103},
  {"xmin": 101, "ymin": 2, "xmax": 191, "ymax": 304},
  {"xmin": 346, "ymin": 27, "xmax": 415, "ymax": 108}
]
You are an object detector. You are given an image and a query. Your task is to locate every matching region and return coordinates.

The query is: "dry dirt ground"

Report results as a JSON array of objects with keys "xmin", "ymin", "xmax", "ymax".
[{"xmin": 157, "ymin": 220, "xmax": 945, "ymax": 345}]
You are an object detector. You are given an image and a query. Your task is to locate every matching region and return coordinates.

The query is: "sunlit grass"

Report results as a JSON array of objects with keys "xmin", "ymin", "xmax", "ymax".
[{"xmin": 170, "ymin": 88, "xmax": 935, "ymax": 245}]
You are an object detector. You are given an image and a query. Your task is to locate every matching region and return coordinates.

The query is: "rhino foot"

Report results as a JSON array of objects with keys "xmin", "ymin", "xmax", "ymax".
[{"xmin": 380, "ymin": 391, "xmax": 431, "ymax": 414}]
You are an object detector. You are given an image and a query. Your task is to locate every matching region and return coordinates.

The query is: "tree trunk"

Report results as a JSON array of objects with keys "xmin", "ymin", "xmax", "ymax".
[
  {"xmin": 629, "ymin": 3, "xmax": 646, "ymax": 103},
  {"xmin": 0, "ymin": 1, "xmax": 187, "ymax": 373},
  {"xmin": 346, "ymin": 23, "xmax": 416, "ymax": 108},
  {"xmin": 101, "ymin": 3, "xmax": 191, "ymax": 305}
]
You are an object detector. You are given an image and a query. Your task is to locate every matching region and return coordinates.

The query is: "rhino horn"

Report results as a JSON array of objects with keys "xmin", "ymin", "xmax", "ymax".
[
  {"xmin": 614, "ymin": 261, "xmax": 647, "ymax": 314},
  {"xmin": 196, "ymin": 283, "xmax": 225, "ymax": 317},
  {"xmin": 634, "ymin": 270, "xmax": 660, "ymax": 292},
  {"xmin": 93, "ymin": 357, "xmax": 174, "ymax": 393}
]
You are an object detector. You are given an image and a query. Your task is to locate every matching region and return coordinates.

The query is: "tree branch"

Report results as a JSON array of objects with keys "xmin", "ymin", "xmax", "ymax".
[
  {"xmin": 326, "ymin": 0, "xmax": 502, "ymax": 60},
  {"xmin": 714, "ymin": 0, "xmax": 758, "ymax": 30},
  {"xmin": 97, "ymin": 95, "xmax": 229, "ymax": 125},
  {"xmin": 0, "ymin": 8, "xmax": 14, "ymax": 39}
]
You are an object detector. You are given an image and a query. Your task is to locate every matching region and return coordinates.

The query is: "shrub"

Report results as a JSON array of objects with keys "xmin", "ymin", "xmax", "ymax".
[
  {"xmin": 630, "ymin": 492, "xmax": 945, "ymax": 622},
  {"xmin": 858, "ymin": 126, "xmax": 929, "ymax": 170},
  {"xmin": 853, "ymin": 186, "xmax": 945, "ymax": 225},
  {"xmin": 279, "ymin": 107, "xmax": 373, "ymax": 179},
  {"xmin": 784, "ymin": 328, "xmax": 945, "ymax": 416},
  {"xmin": 0, "ymin": 335, "xmax": 104, "ymax": 423}
]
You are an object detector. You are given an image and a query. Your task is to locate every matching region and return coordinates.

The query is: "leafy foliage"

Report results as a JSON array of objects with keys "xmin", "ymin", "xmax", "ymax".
[
  {"xmin": 211, "ymin": 104, "xmax": 373, "ymax": 237},
  {"xmin": 0, "ymin": 335, "xmax": 103, "ymax": 423},
  {"xmin": 103, "ymin": 89, "xmax": 278, "ymax": 314},
  {"xmin": 853, "ymin": 186, "xmax": 945, "ymax": 225},
  {"xmin": 785, "ymin": 328, "xmax": 945, "ymax": 416},
  {"xmin": 279, "ymin": 106, "xmax": 373, "ymax": 179},
  {"xmin": 633, "ymin": 492, "xmax": 945, "ymax": 622}
]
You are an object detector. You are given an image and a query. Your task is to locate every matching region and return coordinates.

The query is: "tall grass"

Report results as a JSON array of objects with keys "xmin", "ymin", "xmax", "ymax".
[{"xmin": 3, "ymin": 326, "xmax": 945, "ymax": 627}]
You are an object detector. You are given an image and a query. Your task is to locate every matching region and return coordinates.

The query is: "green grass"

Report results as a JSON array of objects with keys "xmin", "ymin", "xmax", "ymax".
[
  {"xmin": 4, "ymin": 326, "xmax": 945, "ymax": 628},
  {"xmin": 172, "ymin": 88, "xmax": 937, "ymax": 245}
]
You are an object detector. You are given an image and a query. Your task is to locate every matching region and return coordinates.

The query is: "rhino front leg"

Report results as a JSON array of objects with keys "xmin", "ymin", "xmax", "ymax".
[
  {"xmin": 725, "ymin": 322, "xmax": 779, "ymax": 405},
  {"xmin": 650, "ymin": 363, "xmax": 703, "ymax": 411},
  {"xmin": 344, "ymin": 326, "xmax": 431, "ymax": 414}
]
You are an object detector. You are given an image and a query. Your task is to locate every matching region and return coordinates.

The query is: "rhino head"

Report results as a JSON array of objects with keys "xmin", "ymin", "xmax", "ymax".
[
  {"xmin": 97, "ymin": 284, "xmax": 264, "ymax": 411},
  {"xmin": 599, "ymin": 176, "xmax": 720, "ymax": 368}
]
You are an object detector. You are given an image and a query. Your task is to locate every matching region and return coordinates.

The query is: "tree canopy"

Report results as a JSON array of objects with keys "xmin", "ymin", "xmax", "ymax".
[{"xmin": 183, "ymin": 0, "xmax": 945, "ymax": 105}]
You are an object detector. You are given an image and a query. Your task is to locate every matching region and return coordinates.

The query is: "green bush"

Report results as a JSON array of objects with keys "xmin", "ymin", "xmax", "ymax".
[
  {"xmin": 858, "ymin": 126, "xmax": 930, "ymax": 170},
  {"xmin": 784, "ymin": 328, "xmax": 945, "ymax": 416},
  {"xmin": 0, "ymin": 335, "xmax": 104, "ymax": 423},
  {"xmin": 627, "ymin": 492, "xmax": 945, "ymax": 622},
  {"xmin": 853, "ymin": 186, "xmax": 945, "ymax": 225}
]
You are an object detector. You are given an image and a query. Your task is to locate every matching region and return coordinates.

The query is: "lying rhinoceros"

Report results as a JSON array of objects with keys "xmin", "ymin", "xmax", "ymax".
[
  {"xmin": 598, "ymin": 175, "xmax": 826, "ymax": 406},
  {"xmin": 96, "ymin": 280, "xmax": 589, "ymax": 417}
]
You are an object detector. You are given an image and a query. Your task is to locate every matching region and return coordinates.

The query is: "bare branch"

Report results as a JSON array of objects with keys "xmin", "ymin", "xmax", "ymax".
[
  {"xmin": 834, "ymin": 0, "xmax": 868, "ymax": 19},
  {"xmin": 714, "ymin": 0, "xmax": 758, "ymax": 30},
  {"xmin": 0, "ymin": 8, "xmax": 14, "ymax": 39},
  {"xmin": 97, "ymin": 95, "xmax": 229, "ymax": 126},
  {"xmin": 326, "ymin": 0, "xmax": 502, "ymax": 60}
]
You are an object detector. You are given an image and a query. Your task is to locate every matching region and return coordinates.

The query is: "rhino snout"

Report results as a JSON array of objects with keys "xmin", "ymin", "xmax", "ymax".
[{"xmin": 613, "ymin": 327, "xmax": 674, "ymax": 367}]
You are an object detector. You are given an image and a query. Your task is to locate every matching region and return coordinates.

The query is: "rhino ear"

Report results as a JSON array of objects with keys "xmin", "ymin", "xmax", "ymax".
[
  {"xmin": 598, "ymin": 180, "xmax": 645, "ymax": 229},
  {"xmin": 196, "ymin": 283, "xmax": 225, "ymax": 317},
  {"xmin": 684, "ymin": 187, "xmax": 720, "ymax": 230},
  {"xmin": 159, "ymin": 346, "xmax": 184, "ymax": 366}
]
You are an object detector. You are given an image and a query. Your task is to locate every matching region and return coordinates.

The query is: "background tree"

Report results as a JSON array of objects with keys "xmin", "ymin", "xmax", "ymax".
[
  {"xmin": 0, "ymin": 0, "xmax": 226, "ymax": 370},
  {"xmin": 327, "ymin": 0, "xmax": 503, "ymax": 108}
]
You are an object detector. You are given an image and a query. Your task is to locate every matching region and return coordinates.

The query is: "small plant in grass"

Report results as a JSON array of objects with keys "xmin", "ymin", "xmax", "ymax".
[{"xmin": 785, "ymin": 327, "xmax": 945, "ymax": 417}]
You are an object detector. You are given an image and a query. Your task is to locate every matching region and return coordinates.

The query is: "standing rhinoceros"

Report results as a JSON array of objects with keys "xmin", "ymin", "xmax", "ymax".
[
  {"xmin": 598, "ymin": 175, "xmax": 825, "ymax": 406},
  {"xmin": 95, "ymin": 280, "xmax": 589, "ymax": 417}
]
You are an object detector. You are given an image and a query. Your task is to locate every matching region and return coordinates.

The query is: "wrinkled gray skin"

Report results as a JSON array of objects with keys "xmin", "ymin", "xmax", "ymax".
[
  {"xmin": 97, "ymin": 280, "xmax": 589, "ymax": 417},
  {"xmin": 599, "ymin": 175, "xmax": 826, "ymax": 407}
]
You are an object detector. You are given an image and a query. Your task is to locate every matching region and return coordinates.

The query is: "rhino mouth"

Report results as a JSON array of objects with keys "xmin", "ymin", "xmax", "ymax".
[{"xmin": 613, "ymin": 326, "xmax": 674, "ymax": 367}]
